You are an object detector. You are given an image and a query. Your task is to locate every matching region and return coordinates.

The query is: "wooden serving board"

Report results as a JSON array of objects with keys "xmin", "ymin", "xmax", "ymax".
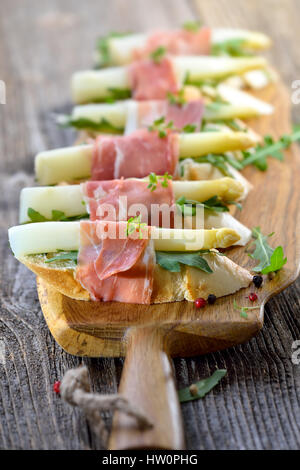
[{"xmin": 37, "ymin": 81, "xmax": 300, "ymax": 450}]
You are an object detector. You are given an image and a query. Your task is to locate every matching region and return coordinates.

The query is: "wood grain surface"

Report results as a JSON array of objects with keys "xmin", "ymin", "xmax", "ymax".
[{"xmin": 0, "ymin": 0, "xmax": 300, "ymax": 450}]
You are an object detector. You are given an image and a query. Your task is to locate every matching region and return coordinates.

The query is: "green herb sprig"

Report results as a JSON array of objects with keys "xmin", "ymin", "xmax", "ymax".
[
  {"xmin": 125, "ymin": 215, "xmax": 147, "ymax": 239},
  {"xmin": 156, "ymin": 250, "xmax": 213, "ymax": 273},
  {"xmin": 191, "ymin": 154, "xmax": 232, "ymax": 177},
  {"xmin": 107, "ymin": 87, "xmax": 131, "ymax": 101},
  {"xmin": 233, "ymin": 300, "xmax": 260, "ymax": 319},
  {"xmin": 241, "ymin": 129, "xmax": 300, "ymax": 170},
  {"xmin": 212, "ymin": 38, "xmax": 251, "ymax": 57},
  {"xmin": 176, "ymin": 195, "xmax": 231, "ymax": 216},
  {"xmin": 25, "ymin": 208, "xmax": 88, "ymax": 224},
  {"xmin": 167, "ymin": 89, "xmax": 186, "ymax": 106},
  {"xmin": 248, "ymin": 227, "xmax": 287, "ymax": 274},
  {"xmin": 57, "ymin": 115, "xmax": 123, "ymax": 134},
  {"xmin": 147, "ymin": 172, "xmax": 173, "ymax": 191},
  {"xmin": 182, "ymin": 20, "xmax": 202, "ymax": 33},
  {"xmin": 148, "ymin": 117, "xmax": 174, "ymax": 137},
  {"xmin": 150, "ymin": 46, "xmax": 167, "ymax": 64},
  {"xmin": 178, "ymin": 370, "xmax": 227, "ymax": 403},
  {"xmin": 45, "ymin": 251, "xmax": 79, "ymax": 264},
  {"xmin": 148, "ymin": 116, "xmax": 197, "ymax": 137}
]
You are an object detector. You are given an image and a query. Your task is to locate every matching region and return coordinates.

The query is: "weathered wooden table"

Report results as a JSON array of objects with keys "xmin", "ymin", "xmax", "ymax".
[{"xmin": 0, "ymin": 0, "xmax": 299, "ymax": 450}]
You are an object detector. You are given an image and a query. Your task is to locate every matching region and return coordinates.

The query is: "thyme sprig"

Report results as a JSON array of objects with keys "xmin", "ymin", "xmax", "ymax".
[
  {"xmin": 125, "ymin": 215, "xmax": 147, "ymax": 239},
  {"xmin": 147, "ymin": 172, "xmax": 173, "ymax": 191},
  {"xmin": 150, "ymin": 46, "xmax": 167, "ymax": 64}
]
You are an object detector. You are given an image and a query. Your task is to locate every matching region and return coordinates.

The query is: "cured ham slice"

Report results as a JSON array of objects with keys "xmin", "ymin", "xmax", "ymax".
[
  {"xmin": 125, "ymin": 99, "xmax": 204, "ymax": 134},
  {"xmin": 82, "ymin": 178, "xmax": 175, "ymax": 227},
  {"xmin": 128, "ymin": 57, "xmax": 179, "ymax": 100},
  {"xmin": 134, "ymin": 28, "xmax": 211, "ymax": 59},
  {"xmin": 76, "ymin": 221, "xmax": 155, "ymax": 303},
  {"xmin": 91, "ymin": 128, "xmax": 179, "ymax": 180}
]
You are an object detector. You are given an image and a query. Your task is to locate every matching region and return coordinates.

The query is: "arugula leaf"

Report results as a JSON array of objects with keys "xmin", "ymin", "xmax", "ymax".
[
  {"xmin": 192, "ymin": 154, "xmax": 232, "ymax": 177},
  {"xmin": 212, "ymin": 38, "xmax": 251, "ymax": 57},
  {"xmin": 26, "ymin": 208, "xmax": 88, "ymax": 224},
  {"xmin": 57, "ymin": 115, "xmax": 123, "ymax": 134},
  {"xmin": 182, "ymin": 20, "xmax": 202, "ymax": 33},
  {"xmin": 182, "ymin": 124, "xmax": 197, "ymax": 133},
  {"xmin": 233, "ymin": 300, "xmax": 259, "ymax": 319},
  {"xmin": 241, "ymin": 129, "xmax": 300, "ymax": 170},
  {"xmin": 150, "ymin": 46, "xmax": 166, "ymax": 64},
  {"xmin": 248, "ymin": 227, "xmax": 275, "ymax": 272},
  {"xmin": 178, "ymin": 370, "xmax": 227, "ymax": 403},
  {"xmin": 227, "ymin": 200, "xmax": 243, "ymax": 211},
  {"xmin": 155, "ymin": 250, "xmax": 213, "ymax": 273},
  {"xmin": 27, "ymin": 208, "xmax": 48, "ymax": 222},
  {"xmin": 45, "ymin": 251, "xmax": 78, "ymax": 264},
  {"xmin": 107, "ymin": 87, "xmax": 131, "ymax": 101},
  {"xmin": 176, "ymin": 195, "xmax": 230, "ymax": 216},
  {"xmin": 96, "ymin": 32, "xmax": 131, "ymax": 67},
  {"xmin": 201, "ymin": 196, "xmax": 230, "ymax": 212},
  {"xmin": 248, "ymin": 227, "xmax": 287, "ymax": 273},
  {"xmin": 261, "ymin": 246, "xmax": 287, "ymax": 274}
]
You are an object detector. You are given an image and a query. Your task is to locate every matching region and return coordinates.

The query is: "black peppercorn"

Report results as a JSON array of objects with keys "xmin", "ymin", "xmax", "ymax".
[
  {"xmin": 253, "ymin": 275, "xmax": 263, "ymax": 288},
  {"xmin": 207, "ymin": 294, "xmax": 217, "ymax": 305}
]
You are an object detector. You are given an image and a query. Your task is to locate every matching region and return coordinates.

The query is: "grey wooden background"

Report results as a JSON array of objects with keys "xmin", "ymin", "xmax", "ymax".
[{"xmin": 0, "ymin": 0, "xmax": 300, "ymax": 450}]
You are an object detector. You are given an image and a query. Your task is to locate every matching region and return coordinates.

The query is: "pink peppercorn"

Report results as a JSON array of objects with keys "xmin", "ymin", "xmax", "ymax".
[
  {"xmin": 53, "ymin": 380, "xmax": 61, "ymax": 395},
  {"xmin": 249, "ymin": 293, "xmax": 258, "ymax": 302},
  {"xmin": 195, "ymin": 298, "xmax": 207, "ymax": 309}
]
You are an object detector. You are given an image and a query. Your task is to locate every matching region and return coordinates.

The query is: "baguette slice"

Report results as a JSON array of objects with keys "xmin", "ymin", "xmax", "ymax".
[{"xmin": 19, "ymin": 251, "xmax": 252, "ymax": 303}]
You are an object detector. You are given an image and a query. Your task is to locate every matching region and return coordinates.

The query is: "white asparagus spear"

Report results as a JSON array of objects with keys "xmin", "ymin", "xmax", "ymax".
[
  {"xmin": 211, "ymin": 29, "xmax": 271, "ymax": 49},
  {"xmin": 217, "ymin": 83, "xmax": 274, "ymax": 115},
  {"xmin": 204, "ymin": 212, "xmax": 251, "ymax": 246},
  {"xmin": 179, "ymin": 159, "xmax": 252, "ymax": 199},
  {"xmin": 97, "ymin": 29, "xmax": 271, "ymax": 66},
  {"xmin": 19, "ymin": 178, "xmax": 244, "ymax": 224},
  {"xmin": 19, "ymin": 183, "xmax": 250, "ymax": 245},
  {"xmin": 35, "ymin": 131, "xmax": 257, "ymax": 185},
  {"xmin": 72, "ymin": 56, "xmax": 267, "ymax": 103},
  {"xmin": 8, "ymin": 222, "xmax": 240, "ymax": 258},
  {"xmin": 63, "ymin": 95, "xmax": 272, "ymax": 132}
]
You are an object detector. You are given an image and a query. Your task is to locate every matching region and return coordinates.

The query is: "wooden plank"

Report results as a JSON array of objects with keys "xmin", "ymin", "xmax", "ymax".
[{"xmin": 0, "ymin": 0, "xmax": 299, "ymax": 450}]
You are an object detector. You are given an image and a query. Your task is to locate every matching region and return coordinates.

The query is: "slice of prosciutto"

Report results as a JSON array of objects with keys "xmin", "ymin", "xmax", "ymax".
[
  {"xmin": 125, "ymin": 100, "xmax": 204, "ymax": 135},
  {"xmin": 91, "ymin": 128, "xmax": 179, "ymax": 181},
  {"xmin": 133, "ymin": 28, "xmax": 211, "ymax": 58},
  {"xmin": 82, "ymin": 178, "xmax": 175, "ymax": 227},
  {"xmin": 128, "ymin": 57, "xmax": 179, "ymax": 100},
  {"xmin": 76, "ymin": 221, "xmax": 155, "ymax": 304}
]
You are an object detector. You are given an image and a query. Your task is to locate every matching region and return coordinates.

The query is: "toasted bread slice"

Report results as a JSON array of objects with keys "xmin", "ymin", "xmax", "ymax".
[{"xmin": 19, "ymin": 251, "xmax": 252, "ymax": 303}]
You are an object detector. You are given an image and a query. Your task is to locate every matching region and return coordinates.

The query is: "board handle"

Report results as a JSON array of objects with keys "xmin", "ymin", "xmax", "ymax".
[{"xmin": 108, "ymin": 326, "xmax": 185, "ymax": 450}]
